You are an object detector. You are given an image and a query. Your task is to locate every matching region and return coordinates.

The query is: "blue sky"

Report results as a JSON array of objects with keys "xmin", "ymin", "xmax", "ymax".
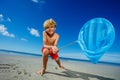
[{"xmin": 0, "ymin": 0, "xmax": 120, "ymax": 55}]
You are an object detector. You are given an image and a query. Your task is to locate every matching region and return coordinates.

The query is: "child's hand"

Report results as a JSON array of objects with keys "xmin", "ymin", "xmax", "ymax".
[{"xmin": 52, "ymin": 46, "xmax": 59, "ymax": 54}]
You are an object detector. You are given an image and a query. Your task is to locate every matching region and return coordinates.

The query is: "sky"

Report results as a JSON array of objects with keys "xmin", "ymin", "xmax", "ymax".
[{"xmin": 0, "ymin": 0, "xmax": 120, "ymax": 56}]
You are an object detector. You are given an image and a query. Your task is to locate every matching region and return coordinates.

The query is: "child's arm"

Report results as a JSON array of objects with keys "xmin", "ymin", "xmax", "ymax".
[
  {"xmin": 52, "ymin": 34, "xmax": 59, "ymax": 53},
  {"xmin": 54, "ymin": 34, "xmax": 59, "ymax": 46},
  {"xmin": 43, "ymin": 31, "xmax": 52, "ymax": 49}
]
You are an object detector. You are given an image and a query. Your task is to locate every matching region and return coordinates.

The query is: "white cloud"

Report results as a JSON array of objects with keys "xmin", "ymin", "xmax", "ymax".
[
  {"xmin": 7, "ymin": 17, "xmax": 11, "ymax": 22},
  {"xmin": 32, "ymin": 0, "xmax": 39, "ymax": 3},
  {"xmin": 0, "ymin": 14, "xmax": 11, "ymax": 22},
  {"xmin": 21, "ymin": 38, "xmax": 28, "ymax": 42},
  {"xmin": 0, "ymin": 14, "xmax": 4, "ymax": 21},
  {"xmin": 0, "ymin": 24, "xmax": 15, "ymax": 38},
  {"xmin": 31, "ymin": 0, "xmax": 45, "ymax": 4},
  {"xmin": 27, "ymin": 27, "xmax": 40, "ymax": 37}
]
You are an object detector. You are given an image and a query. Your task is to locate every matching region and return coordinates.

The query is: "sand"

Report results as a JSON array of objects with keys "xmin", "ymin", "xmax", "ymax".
[{"xmin": 0, "ymin": 52, "xmax": 120, "ymax": 80}]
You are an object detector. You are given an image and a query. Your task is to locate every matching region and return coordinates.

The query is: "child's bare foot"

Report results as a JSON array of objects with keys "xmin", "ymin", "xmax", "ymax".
[
  {"xmin": 59, "ymin": 66, "xmax": 65, "ymax": 69},
  {"xmin": 37, "ymin": 68, "xmax": 45, "ymax": 75}
]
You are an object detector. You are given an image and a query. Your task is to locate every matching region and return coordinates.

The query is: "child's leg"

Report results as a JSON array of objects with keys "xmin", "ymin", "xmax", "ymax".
[
  {"xmin": 38, "ymin": 48, "xmax": 49, "ymax": 75},
  {"xmin": 55, "ymin": 58, "xmax": 64, "ymax": 69}
]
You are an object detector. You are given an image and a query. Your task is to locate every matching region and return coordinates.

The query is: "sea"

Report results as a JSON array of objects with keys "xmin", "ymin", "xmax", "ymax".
[{"xmin": 0, "ymin": 49, "xmax": 120, "ymax": 66}]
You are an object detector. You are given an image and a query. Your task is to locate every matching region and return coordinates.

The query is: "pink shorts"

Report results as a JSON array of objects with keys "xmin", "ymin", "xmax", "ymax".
[{"xmin": 41, "ymin": 47, "xmax": 58, "ymax": 60}]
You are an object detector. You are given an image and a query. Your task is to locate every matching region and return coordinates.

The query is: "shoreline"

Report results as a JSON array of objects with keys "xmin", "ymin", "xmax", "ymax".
[{"xmin": 0, "ymin": 49, "xmax": 120, "ymax": 66}]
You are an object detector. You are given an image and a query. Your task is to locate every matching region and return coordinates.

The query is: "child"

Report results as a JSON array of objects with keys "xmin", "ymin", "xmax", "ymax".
[{"xmin": 38, "ymin": 18, "xmax": 64, "ymax": 75}]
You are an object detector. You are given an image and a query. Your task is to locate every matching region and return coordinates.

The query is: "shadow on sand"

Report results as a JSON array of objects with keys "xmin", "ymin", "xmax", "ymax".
[{"xmin": 46, "ymin": 69, "xmax": 115, "ymax": 80}]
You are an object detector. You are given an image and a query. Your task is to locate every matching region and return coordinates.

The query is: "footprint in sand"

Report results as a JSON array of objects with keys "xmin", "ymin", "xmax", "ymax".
[
  {"xmin": 55, "ymin": 67, "xmax": 58, "ymax": 70},
  {"xmin": 12, "ymin": 66, "xmax": 19, "ymax": 70},
  {"xmin": 17, "ymin": 69, "xmax": 31, "ymax": 77},
  {"xmin": 13, "ymin": 76, "xmax": 18, "ymax": 79},
  {"xmin": 23, "ymin": 69, "xmax": 27, "ymax": 75},
  {"xmin": 17, "ymin": 70, "xmax": 22, "ymax": 75}
]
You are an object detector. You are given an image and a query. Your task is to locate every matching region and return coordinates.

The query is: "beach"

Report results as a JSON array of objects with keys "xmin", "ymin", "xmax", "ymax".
[{"xmin": 0, "ymin": 52, "xmax": 120, "ymax": 80}]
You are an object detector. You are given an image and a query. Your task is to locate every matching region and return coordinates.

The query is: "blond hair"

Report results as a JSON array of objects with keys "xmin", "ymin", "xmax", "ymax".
[{"xmin": 43, "ymin": 18, "xmax": 56, "ymax": 29}]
